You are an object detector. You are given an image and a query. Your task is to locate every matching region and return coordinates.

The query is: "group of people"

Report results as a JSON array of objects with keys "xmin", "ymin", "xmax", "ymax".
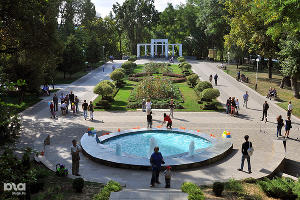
[
  {"xmin": 266, "ymin": 87, "xmax": 277, "ymax": 100},
  {"xmin": 226, "ymin": 97, "xmax": 240, "ymax": 116},
  {"xmin": 209, "ymin": 74, "xmax": 219, "ymax": 86},
  {"xmin": 49, "ymin": 91, "xmax": 94, "ymax": 121},
  {"xmin": 276, "ymin": 101, "xmax": 293, "ymax": 138}
]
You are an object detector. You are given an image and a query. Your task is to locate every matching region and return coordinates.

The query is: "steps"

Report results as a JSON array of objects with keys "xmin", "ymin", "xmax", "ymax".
[{"xmin": 110, "ymin": 188, "xmax": 188, "ymax": 200}]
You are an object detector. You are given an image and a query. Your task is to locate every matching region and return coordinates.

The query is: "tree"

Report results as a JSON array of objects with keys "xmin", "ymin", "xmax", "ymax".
[
  {"xmin": 59, "ymin": 35, "xmax": 85, "ymax": 78},
  {"xmin": 81, "ymin": 0, "xmax": 96, "ymax": 26},
  {"xmin": 86, "ymin": 37, "xmax": 102, "ymax": 64},
  {"xmin": 93, "ymin": 81, "xmax": 114, "ymax": 99},
  {"xmin": 110, "ymin": 69, "xmax": 125, "ymax": 87}
]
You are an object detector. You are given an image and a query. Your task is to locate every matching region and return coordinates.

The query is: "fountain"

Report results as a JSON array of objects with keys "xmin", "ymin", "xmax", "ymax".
[
  {"xmin": 189, "ymin": 140, "xmax": 195, "ymax": 156},
  {"xmin": 116, "ymin": 144, "xmax": 121, "ymax": 156},
  {"xmin": 148, "ymin": 137, "xmax": 157, "ymax": 158}
]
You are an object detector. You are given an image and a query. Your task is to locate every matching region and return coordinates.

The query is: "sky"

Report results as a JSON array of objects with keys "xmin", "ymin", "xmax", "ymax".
[{"xmin": 92, "ymin": 0, "xmax": 186, "ymax": 17}]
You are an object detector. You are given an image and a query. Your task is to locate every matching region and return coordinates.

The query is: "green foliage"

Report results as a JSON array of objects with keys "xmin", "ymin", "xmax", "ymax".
[
  {"xmin": 128, "ymin": 55, "xmax": 137, "ymax": 62},
  {"xmin": 94, "ymin": 80, "xmax": 115, "ymax": 99},
  {"xmin": 181, "ymin": 182, "xmax": 205, "ymax": 200},
  {"xmin": 110, "ymin": 69, "xmax": 125, "ymax": 86},
  {"xmin": 195, "ymin": 81, "xmax": 213, "ymax": 93},
  {"xmin": 93, "ymin": 180, "xmax": 122, "ymax": 200},
  {"xmin": 224, "ymin": 179, "xmax": 244, "ymax": 194},
  {"xmin": 177, "ymin": 56, "xmax": 185, "ymax": 62},
  {"xmin": 213, "ymin": 182, "xmax": 225, "ymax": 196},
  {"xmin": 121, "ymin": 61, "xmax": 137, "ymax": 75},
  {"xmin": 144, "ymin": 62, "xmax": 171, "ymax": 74},
  {"xmin": 86, "ymin": 37, "xmax": 102, "ymax": 64},
  {"xmin": 187, "ymin": 74, "xmax": 199, "ymax": 87},
  {"xmin": 72, "ymin": 178, "xmax": 84, "ymax": 193},
  {"xmin": 182, "ymin": 63, "xmax": 192, "ymax": 71},
  {"xmin": 293, "ymin": 178, "xmax": 300, "ymax": 199},
  {"xmin": 200, "ymin": 88, "xmax": 220, "ymax": 100},
  {"xmin": 258, "ymin": 177, "xmax": 298, "ymax": 199}
]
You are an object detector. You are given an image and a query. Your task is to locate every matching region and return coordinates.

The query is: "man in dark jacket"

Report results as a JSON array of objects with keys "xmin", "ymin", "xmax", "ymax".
[
  {"xmin": 53, "ymin": 93, "xmax": 58, "ymax": 111},
  {"xmin": 262, "ymin": 101, "xmax": 269, "ymax": 122},
  {"xmin": 150, "ymin": 146, "xmax": 164, "ymax": 187},
  {"xmin": 238, "ymin": 135, "xmax": 252, "ymax": 173}
]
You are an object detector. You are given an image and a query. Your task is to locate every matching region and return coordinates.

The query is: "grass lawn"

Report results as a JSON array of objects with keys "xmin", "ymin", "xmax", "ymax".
[{"xmin": 224, "ymin": 64, "xmax": 300, "ymax": 118}]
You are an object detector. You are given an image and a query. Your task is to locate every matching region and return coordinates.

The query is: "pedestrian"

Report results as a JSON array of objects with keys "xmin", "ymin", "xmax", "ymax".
[
  {"xmin": 261, "ymin": 101, "xmax": 269, "ymax": 122},
  {"xmin": 88, "ymin": 101, "xmax": 94, "ymax": 121},
  {"xmin": 237, "ymin": 71, "xmax": 241, "ymax": 81},
  {"xmin": 142, "ymin": 99, "xmax": 146, "ymax": 112},
  {"xmin": 69, "ymin": 91, "xmax": 75, "ymax": 104},
  {"xmin": 162, "ymin": 113, "xmax": 172, "ymax": 129},
  {"xmin": 71, "ymin": 102, "xmax": 76, "ymax": 115},
  {"xmin": 243, "ymin": 91, "xmax": 249, "ymax": 108},
  {"xmin": 52, "ymin": 93, "xmax": 58, "ymax": 111},
  {"xmin": 287, "ymin": 101, "xmax": 293, "ymax": 118},
  {"xmin": 146, "ymin": 99, "xmax": 152, "ymax": 114},
  {"xmin": 169, "ymin": 99, "xmax": 175, "ymax": 118},
  {"xmin": 49, "ymin": 102, "xmax": 56, "ymax": 118},
  {"xmin": 238, "ymin": 135, "xmax": 252, "ymax": 174},
  {"xmin": 235, "ymin": 98, "xmax": 240, "ymax": 115},
  {"xmin": 82, "ymin": 100, "xmax": 88, "ymax": 120},
  {"xmin": 147, "ymin": 111, "xmax": 152, "ymax": 128},
  {"xmin": 71, "ymin": 139, "xmax": 81, "ymax": 176},
  {"xmin": 214, "ymin": 74, "xmax": 218, "ymax": 86},
  {"xmin": 164, "ymin": 166, "xmax": 172, "ymax": 188},
  {"xmin": 61, "ymin": 101, "xmax": 67, "ymax": 115},
  {"xmin": 209, "ymin": 74, "xmax": 212, "ymax": 83},
  {"xmin": 64, "ymin": 94, "xmax": 69, "ymax": 113},
  {"xmin": 226, "ymin": 97, "xmax": 231, "ymax": 114},
  {"xmin": 102, "ymin": 66, "xmax": 105, "ymax": 72},
  {"xmin": 150, "ymin": 146, "xmax": 164, "ymax": 187},
  {"xmin": 276, "ymin": 115, "xmax": 284, "ymax": 137},
  {"xmin": 75, "ymin": 96, "xmax": 79, "ymax": 113},
  {"xmin": 285, "ymin": 116, "xmax": 292, "ymax": 138},
  {"xmin": 231, "ymin": 97, "xmax": 236, "ymax": 116},
  {"xmin": 60, "ymin": 93, "xmax": 65, "ymax": 105}
]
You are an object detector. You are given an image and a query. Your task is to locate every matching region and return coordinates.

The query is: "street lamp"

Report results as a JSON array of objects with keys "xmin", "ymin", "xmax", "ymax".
[
  {"xmin": 255, "ymin": 55, "xmax": 260, "ymax": 90},
  {"xmin": 102, "ymin": 46, "xmax": 105, "ymax": 61},
  {"xmin": 227, "ymin": 52, "xmax": 230, "ymax": 66}
]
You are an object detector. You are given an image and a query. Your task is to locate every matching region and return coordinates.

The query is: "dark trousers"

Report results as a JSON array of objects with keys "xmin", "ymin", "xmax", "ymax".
[
  {"xmin": 165, "ymin": 177, "xmax": 171, "ymax": 188},
  {"xmin": 151, "ymin": 169, "xmax": 160, "ymax": 185},
  {"xmin": 262, "ymin": 111, "xmax": 268, "ymax": 121},
  {"xmin": 277, "ymin": 126, "xmax": 282, "ymax": 137},
  {"xmin": 241, "ymin": 155, "xmax": 251, "ymax": 172},
  {"xmin": 215, "ymin": 79, "xmax": 217, "ymax": 85},
  {"xmin": 54, "ymin": 102, "xmax": 58, "ymax": 111}
]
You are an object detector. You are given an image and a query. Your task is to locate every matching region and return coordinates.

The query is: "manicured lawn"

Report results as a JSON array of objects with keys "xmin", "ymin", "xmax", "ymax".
[
  {"xmin": 224, "ymin": 64, "xmax": 300, "ymax": 118},
  {"xmin": 170, "ymin": 64, "xmax": 182, "ymax": 74}
]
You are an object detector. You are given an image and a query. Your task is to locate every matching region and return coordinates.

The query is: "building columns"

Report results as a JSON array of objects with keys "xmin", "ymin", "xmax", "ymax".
[{"xmin": 137, "ymin": 44, "xmax": 140, "ymax": 58}]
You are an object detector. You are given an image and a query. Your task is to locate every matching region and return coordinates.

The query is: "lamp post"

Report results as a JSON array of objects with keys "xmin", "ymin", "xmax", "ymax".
[
  {"xmin": 255, "ymin": 55, "xmax": 260, "ymax": 90},
  {"xmin": 102, "ymin": 46, "xmax": 105, "ymax": 61},
  {"xmin": 227, "ymin": 52, "xmax": 230, "ymax": 66}
]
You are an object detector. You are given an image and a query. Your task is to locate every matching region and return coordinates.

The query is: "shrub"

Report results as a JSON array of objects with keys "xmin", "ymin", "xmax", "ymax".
[
  {"xmin": 144, "ymin": 62, "xmax": 170, "ymax": 74},
  {"xmin": 213, "ymin": 182, "xmax": 225, "ymax": 196},
  {"xmin": 258, "ymin": 177, "xmax": 297, "ymax": 199},
  {"xmin": 128, "ymin": 55, "xmax": 137, "ymax": 62},
  {"xmin": 110, "ymin": 69, "xmax": 125, "ymax": 87},
  {"xmin": 94, "ymin": 81, "xmax": 115, "ymax": 99},
  {"xmin": 201, "ymin": 101, "xmax": 218, "ymax": 110},
  {"xmin": 93, "ymin": 180, "xmax": 122, "ymax": 200},
  {"xmin": 73, "ymin": 178, "xmax": 84, "ymax": 193},
  {"xmin": 181, "ymin": 182, "xmax": 205, "ymax": 200},
  {"xmin": 179, "ymin": 61, "xmax": 189, "ymax": 68},
  {"xmin": 129, "ymin": 72, "xmax": 153, "ymax": 77},
  {"xmin": 162, "ymin": 73, "xmax": 185, "ymax": 78},
  {"xmin": 128, "ymin": 77, "xmax": 142, "ymax": 82},
  {"xmin": 293, "ymin": 178, "xmax": 300, "ymax": 198},
  {"xmin": 171, "ymin": 78, "xmax": 186, "ymax": 83},
  {"xmin": 195, "ymin": 81, "xmax": 212, "ymax": 93},
  {"xmin": 177, "ymin": 56, "xmax": 185, "ymax": 62},
  {"xmin": 187, "ymin": 74, "xmax": 199, "ymax": 87},
  {"xmin": 95, "ymin": 100, "xmax": 111, "ymax": 109},
  {"xmin": 121, "ymin": 61, "xmax": 137, "ymax": 74},
  {"xmin": 225, "ymin": 179, "xmax": 244, "ymax": 194},
  {"xmin": 182, "ymin": 63, "xmax": 192, "ymax": 71},
  {"xmin": 200, "ymin": 88, "xmax": 220, "ymax": 101}
]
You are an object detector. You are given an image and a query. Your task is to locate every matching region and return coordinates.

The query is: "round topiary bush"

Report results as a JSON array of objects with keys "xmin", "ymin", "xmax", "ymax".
[
  {"xmin": 182, "ymin": 63, "xmax": 192, "ymax": 71},
  {"xmin": 195, "ymin": 81, "xmax": 213, "ymax": 93},
  {"xmin": 110, "ymin": 69, "xmax": 125, "ymax": 87},
  {"xmin": 121, "ymin": 61, "xmax": 137, "ymax": 74},
  {"xmin": 128, "ymin": 55, "xmax": 137, "ymax": 62},
  {"xmin": 187, "ymin": 74, "xmax": 199, "ymax": 87},
  {"xmin": 177, "ymin": 56, "xmax": 185, "ymax": 62},
  {"xmin": 213, "ymin": 182, "xmax": 225, "ymax": 196},
  {"xmin": 72, "ymin": 178, "xmax": 84, "ymax": 193},
  {"xmin": 200, "ymin": 88, "xmax": 220, "ymax": 101},
  {"xmin": 94, "ymin": 81, "xmax": 115, "ymax": 100}
]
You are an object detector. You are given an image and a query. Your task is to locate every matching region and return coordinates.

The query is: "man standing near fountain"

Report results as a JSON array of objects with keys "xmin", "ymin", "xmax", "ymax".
[
  {"xmin": 150, "ymin": 146, "xmax": 164, "ymax": 187},
  {"xmin": 71, "ymin": 139, "xmax": 81, "ymax": 176}
]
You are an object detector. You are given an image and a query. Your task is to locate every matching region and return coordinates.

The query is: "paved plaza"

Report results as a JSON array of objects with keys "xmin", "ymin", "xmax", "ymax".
[{"xmin": 18, "ymin": 60, "xmax": 300, "ymax": 198}]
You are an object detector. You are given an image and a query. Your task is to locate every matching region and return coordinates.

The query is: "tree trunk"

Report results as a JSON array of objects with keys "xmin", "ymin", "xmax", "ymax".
[
  {"xmin": 268, "ymin": 57, "xmax": 273, "ymax": 79},
  {"xmin": 280, "ymin": 76, "xmax": 291, "ymax": 88},
  {"xmin": 291, "ymin": 75, "xmax": 300, "ymax": 98}
]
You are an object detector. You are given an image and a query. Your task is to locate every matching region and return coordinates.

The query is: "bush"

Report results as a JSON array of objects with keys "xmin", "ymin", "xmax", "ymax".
[
  {"xmin": 93, "ymin": 180, "xmax": 122, "ymax": 200},
  {"xmin": 201, "ymin": 101, "xmax": 218, "ymax": 110},
  {"xmin": 177, "ymin": 56, "xmax": 185, "ymax": 62},
  {"xmin": 144, "ymin": 62, "xmax": 170, "ymax": 74},
  {"xmin": 95, "ymin": 100, "xmax": 111, "ymax": 109},
  {"xmin": 94, "ymin": 81, "xmax": 115, "ymax": 99},
  {"xmin": 128, "ymin": 55, "xmax": 137, "ymax": 62},
  {"xmin": 129, "ymin": 72, "xmax": 153, "ymax": 77},
  {"xmin": 293, "ymin": 178, "xmax": 300, "ymax": 198},
  {"xmin": 200, "ymin": 88, "xmax": 220, "ymax": 101},
  {"xmin": 213, "ymin": 182, "xmax": 225, "ymax": 196},
  {"xmin": 179, "ymin": 61, "xmax": 189, "ymax": 68},
  {"xmin": 128, "ymin": 77, "xmax": 142, "ymax": 82},
  {"xmin": 110, "ymin": 69, "xmax": 125, "ymax": 86},
  {"xmin": 225, "ymin": 179, "xmax": 244, "ymax": 194},
  {"xmin": 258, "ymin": 177, "xmax": 297, "ymax": 199},
  {"xmin": 181, "ymin": 182, "xmax": 205, "ymax": 200},
  {"xmin": 121, "ymin": 61, "xmax": 137, "ymax": 74},
  {"xmin": 73, "ymin": 178, "xmax": 84, "ymax": 193},
  {"xmin": 171, "ymin": 78, "xmax": 186, "ymax": 83},
  {"xmin": 182, "ymin": 63, "xmax": 192, "ymax": 71},
  {"xmin": 195, "ymin": 81, "xmax": 212, "ymax": 93},
  {"xmin": 187, "ymin": 74, "xmax": 199, "ymax": 87},
  {"xmin": 162, "ymin": 73, "xmax": 185, "ymax": 78}
]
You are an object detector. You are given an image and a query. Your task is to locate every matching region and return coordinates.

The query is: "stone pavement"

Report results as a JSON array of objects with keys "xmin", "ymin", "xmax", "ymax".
[{"xmin": 17, "ymin": 59, "xmax": 300, "ymax": 199}]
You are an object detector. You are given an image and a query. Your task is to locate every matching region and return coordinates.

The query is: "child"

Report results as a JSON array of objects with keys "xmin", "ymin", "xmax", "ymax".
[
  {"xmin": 162, "ymin": 113, "xmax": 172, "ymax": 129},
  {"xmin": 164, "ymin": 166, "xmax": 172, "ymax": 188},
  {"xmin": 147, "ymin": 111, "xmax": 152, "ymax": 128},
  {"xmin": 50, "ymin": 102, "xmax": 56, "ymax": 118}
]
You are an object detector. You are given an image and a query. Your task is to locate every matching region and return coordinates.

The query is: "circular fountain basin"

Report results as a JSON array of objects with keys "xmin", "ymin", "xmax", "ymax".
[{"xmin": 81, "ymin": 128, "xmax": 232, "ymax": 170}]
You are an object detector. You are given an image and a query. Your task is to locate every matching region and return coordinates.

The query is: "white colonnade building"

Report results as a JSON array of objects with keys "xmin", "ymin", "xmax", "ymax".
[{"xmin": 137, "ymin": 39, "xmax": 182, "ymax": 58}]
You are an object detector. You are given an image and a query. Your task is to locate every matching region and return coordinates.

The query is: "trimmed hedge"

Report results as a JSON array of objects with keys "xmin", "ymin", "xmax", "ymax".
[
  {"xmin": 200, "ymin": 88, "xmax": 220, "ymax": 101},
  {"xmin": 187, "ymin": 74, "xmax": 199, "ymax": 87},
  {"xmin": 171, "ymin": 78, "xmax": 186, "ymax": 83},
  {"xmin": 129, "ymin": 72, "xmax": 153, "ymax": 77},
  {"xmin": 162, "ymin": 73, "xmax": 185, "ymax": 78},
  {"xmin": 181, "ymin": 182, "xmax": 205, "ymax": 200},
  {"xmin": 121, "ymin": 61, "xmax": 137, "ymax": 74},
  {"xmin": 177, "ymin": 56, "xmax": 185, "ymax": 62},
  {"xmin": 195, "ymin": 81, "xmax": 213, "ymax": 93}
]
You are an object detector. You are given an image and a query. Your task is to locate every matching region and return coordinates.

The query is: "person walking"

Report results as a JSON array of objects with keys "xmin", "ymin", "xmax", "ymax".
[
  {"xmin": 146, "ymin": 99, "xmax": 152, "ymax": 114},
  {"xmin": 142, "ymin": 99, "xmax": 146, "ymax": 112},
  {"xmin": 71, "ymin": 139, "xmax": 81, "ymax": 176},
  {"xmin": 162, "ymin": 113, "xmax": 172, "ymax": 129},
  {"xmin": 226, "ymin": 97, "xmax": 231, "ymax": 114},
  {"xmin": 53, "ymin": 93, "xmax": 58, "ymax": 111},
  {"xmin": 285, "ymin": 116, "xmax": 292, "ymax": 138},
  {"xmin": 235, "ymin": 98, "xmax": 240, "ymax": 115},
  {"xmin": 209, "ymin": 74, "xmax": 212, "ymax": 83},
  {"xmin": 82, "ymin": 100, "xmax": 88, "ymax": 120},
  {"xmin": 60, "ymin": 93, "xmax": 65, "ymax": 105},
  {"xmin": 50, "ymin": 102, "xmax": 56, "ymax": 119},
  {"xmin": 231, "ymin": 97, "xmax": 236, "ymax": 116},
  {"xmin": 75, "ymin": 96, "xmax": 79, "ymax": 113},
  {"xmin": 169, "ymin": 99, "xmax": 175, "ymax": 118},
  {"xmin": 287, "ymin": 101, "xmax": 293, "ymax": 118},
  {"xmin": 88, "ymin": 101, "xmax": 94, "ymax": 121},
  {"xmin": 69, "ymin": 91, "xmax": 75, "ymax": 104},
  {"xmin": 261, "ymin": 101, "xmax": 269, "ymax": 122},
  {"xmin": 237, "ymin": 71, "xmax": 241, "ymax": 81},
  {"xmin": 214, "ymin": 74, "xmax": 218, "ymax": 86},
  {"xmin": 150, "ymin": 146, "xmax": 164, "ymax": 187},
  {"xmin": 243, "ymin": 91, "xmax": 249, "ymax": 108},
  {"xmin": 64, "ymin": 94, "xmax": 69, "ymax": 114},
  {"xmin": 276, "ymin": 115, "xmax": 284, "ymax": 137},
  {"xmin": 147, "ymin": 111, "xmax": 152, "ymax": 128},
  {"xmin": 238, "ymin": 135, "xmax": 252, "ymax": 174}
]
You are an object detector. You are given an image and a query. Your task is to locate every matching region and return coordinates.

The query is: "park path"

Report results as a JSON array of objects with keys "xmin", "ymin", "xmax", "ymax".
[{"xmin": 16, "ymin": 59, "xmax": 300, "ymax": 198}]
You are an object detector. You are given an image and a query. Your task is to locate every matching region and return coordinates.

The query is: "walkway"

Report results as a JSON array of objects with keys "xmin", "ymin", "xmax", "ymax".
[{"xmin": 17, "ymin": 60, "xmax": 300, "ymax": 196}]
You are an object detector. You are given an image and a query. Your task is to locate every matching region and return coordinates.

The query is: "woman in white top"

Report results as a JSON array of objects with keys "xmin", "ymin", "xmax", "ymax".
[
  {"xmin": 146, "ymin": 99, "xmax": 152, "ymax": 114},
  {"xmin": 235, "ymin": 98, "xmax": 240, "ymax": 114}
]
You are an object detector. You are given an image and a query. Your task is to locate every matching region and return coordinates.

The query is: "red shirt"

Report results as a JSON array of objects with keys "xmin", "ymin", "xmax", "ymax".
[{"xmin": 164, "ymin": 115, "xmax": 172, "ymax": 123}]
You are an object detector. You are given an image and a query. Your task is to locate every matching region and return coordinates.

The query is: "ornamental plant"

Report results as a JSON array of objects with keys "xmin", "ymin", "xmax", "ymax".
[
  {"xmin": 110, "ymin": 69, "xmax": 125, "ymax": 87},
  {"xmin": 195, "ymin": 81, "xmax": 212, "ymax": 93},
  {"xmin": 121, "ymin": 61, "xmax": 136, "ymax": 74},
  {"xmin": 94, "ymin": 80, "xmax": 115, "ymax": 100},
  {"xmin": 187, "ymin": 74, "xmax": 199, "ymax": 87},
  {"xmin": 200, "ymin": 88, "xmax": 220, "ymax": 101}
]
